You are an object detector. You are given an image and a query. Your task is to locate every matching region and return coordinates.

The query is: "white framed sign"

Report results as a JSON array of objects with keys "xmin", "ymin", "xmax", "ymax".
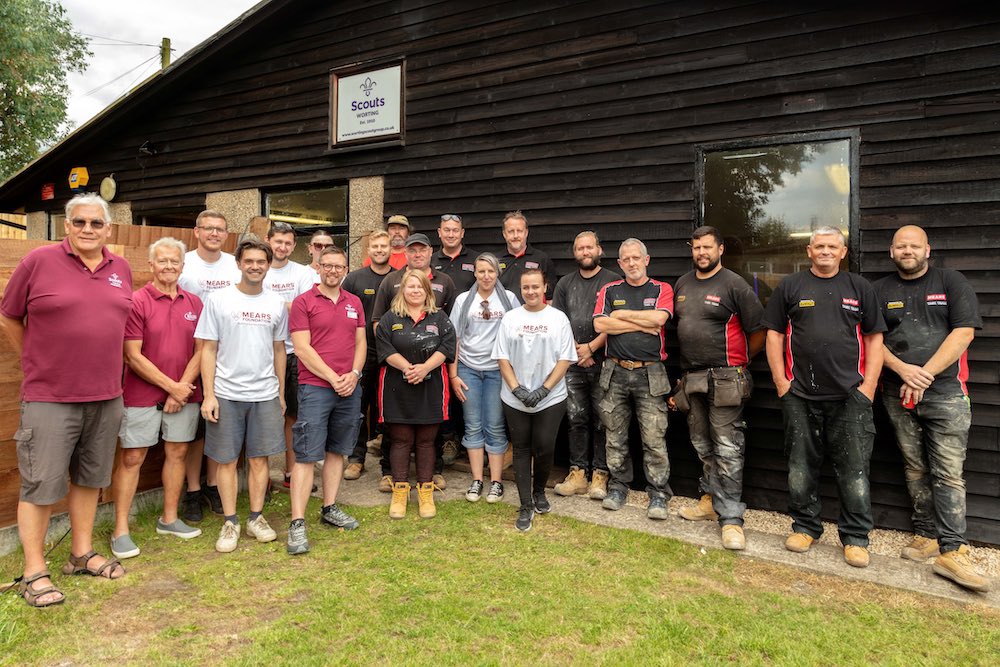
[{"xmin": 329, "ymin": 59, "xmax": 405, "ymax": 148}]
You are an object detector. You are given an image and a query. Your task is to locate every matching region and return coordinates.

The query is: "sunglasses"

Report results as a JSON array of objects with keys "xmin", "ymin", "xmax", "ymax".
[
  {"xmin": 70, "ymin": 218, "xmax": 107, "ymax": 230},
  {"xmin": 312, "ymin": 242, "xmax": 334, "ymax": 250},
  {"xmin": 440, "ymin": 214, "xmax": 462, "ymax": 223},
  {"xmin": 480, "ymin": 300, "xmax": 491, "ymax": 320}
]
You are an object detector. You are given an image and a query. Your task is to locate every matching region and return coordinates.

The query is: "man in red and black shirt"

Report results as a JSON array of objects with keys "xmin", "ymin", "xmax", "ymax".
[
  {"xmin": 671, "ymin": 226, "xmax": 764, "ymax": 551},
  {"xmin": 763, "ymin": 227, "xmax": 885, "ymax": 568},
  {"xmin": 593, "ymin": 238, "xmax": 673, "ymax": 520},
  {"xmin": 497, "ymin": 210, "xmax": 557, "ymax": 302},
  {"xmin": 875, "ymin": 225, "xmax": 989, "ymax": 592}
]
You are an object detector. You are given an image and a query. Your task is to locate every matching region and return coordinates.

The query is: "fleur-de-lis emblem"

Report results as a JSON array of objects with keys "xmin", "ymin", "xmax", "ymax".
[{"xmin": 360, "ymin": 77, "xmax": 376, "ymax": 97}]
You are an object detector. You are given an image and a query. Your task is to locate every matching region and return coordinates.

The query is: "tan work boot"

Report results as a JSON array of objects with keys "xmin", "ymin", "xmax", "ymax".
[
  {"xmin": 844, "ymin": 545, "xmax": 870, "ymax": 568},
  {"xmin": 503, "ymin": 447, "xmax": 514, "ymax": 470},
  {"xmin": 588, "ymin": 470, "xmax": 609, "ymax": 500},
  {"xmin": 722, "ymin": 525, "xmax": 746, "ymax": 551},
  {"xmin": 367, "ymin": 434, "xmax": 383, "ymax": 457},
  {"xmin": 785, "ymin": 532, "xmax": 814, "ymax": 553},
  {"xmin": 678, "ymin": 494, "xmax": 719, "ymax": 522},
  {"xmin": 378, "ymin": 474, "xmax": 393, "ymax": 493},
  {"xmin": 432, "ymin": 473, "xmax": 447, "ymax": 490},
  {"xmin": 900, "ymin": 535, "xmax": 940, "ymax": 562},
  {"xmin": 417, "ymin": 482, "xmax": 437, "ymax": 519},
  {"xmin": 343, "ymin": 463, "xmax": 364, "ymax": 480},
  {"xmin": 933, "ymin": 545, "xmax": 990, "ymax": 592},
  {"xmin": 554, "ymin": 467, "xmax": 589, "ymax": 497},
  {"xmin": 389, "ymin": 482, "xmax": 409, "ymax": 519}
]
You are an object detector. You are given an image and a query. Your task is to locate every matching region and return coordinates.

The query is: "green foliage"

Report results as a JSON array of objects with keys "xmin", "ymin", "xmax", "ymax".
[{"xmin": 0, "ymin": 0, "xmax": 90, "ymax": 181}]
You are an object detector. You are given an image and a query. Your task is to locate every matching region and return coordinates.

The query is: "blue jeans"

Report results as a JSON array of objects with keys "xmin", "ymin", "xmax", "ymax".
[
  {"xmin": 292, "ymin": 383, "xmax": 363, "ymax": 463},
  {"xmin": 457, "ymin": 363, "xmax": 508, "ymax": 455}
]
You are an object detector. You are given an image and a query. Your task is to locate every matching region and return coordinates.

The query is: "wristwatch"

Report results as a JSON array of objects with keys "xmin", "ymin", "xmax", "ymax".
[{"xmin": 352, "ymin": 369, "xmax": 362, "ymax": 378}]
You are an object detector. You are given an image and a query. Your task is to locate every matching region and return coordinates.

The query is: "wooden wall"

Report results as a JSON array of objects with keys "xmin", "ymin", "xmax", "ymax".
[{"xmin": 3, "ymin": 1, "xmax": 998, "ymax": 541}]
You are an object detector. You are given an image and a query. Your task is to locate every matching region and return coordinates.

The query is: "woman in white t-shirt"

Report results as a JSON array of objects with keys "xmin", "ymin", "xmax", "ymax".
[
  {"xmin": 449, "ymin": 253, "xmax": 519, "ymax": 504},
  {"xmin": 492, "ymin": 268, "xmax": 577, "ymax": 532}
]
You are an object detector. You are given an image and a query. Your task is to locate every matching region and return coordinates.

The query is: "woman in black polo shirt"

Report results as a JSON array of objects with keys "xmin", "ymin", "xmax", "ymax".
[{"xmin": 376, "ymin": 270, "xmax": 456, "ymax": 520}]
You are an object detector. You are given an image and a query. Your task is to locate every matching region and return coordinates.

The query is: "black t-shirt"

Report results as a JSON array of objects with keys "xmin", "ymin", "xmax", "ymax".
[
  {"xmin": 375, "ymin": 309, "xmax": 457, "ymax": 424},
  {"xmin": 342, "ymin": 266, "xmax": 391, "ymax": 359},
  {"xmin": 594, "ymin": 278, "xmax": 674, "ymax": 362},
  {"xmin": 371, "ymin": 268, "xmax": 457, "ymax": 322},
  {"xmin": 874, "ymin": 266, "xmax": 981, "ymax": 399},
  {"xmin": 431, "ymin": 245, "xmax": 478, "ymax": 294},
  {"xmin": 762, "ymin": 270, "xmax": 886, "ymax": 400},
  {"xmin": 498, "ymin": 245, "xmax": 558, "ymax": 301},
  {"xmin": 673, "ymin": 268, "xmax": 764, "ymax": 370},
  {"xmin": 552, "ymin": 266, "xmax": 621, "ymax": 372}
]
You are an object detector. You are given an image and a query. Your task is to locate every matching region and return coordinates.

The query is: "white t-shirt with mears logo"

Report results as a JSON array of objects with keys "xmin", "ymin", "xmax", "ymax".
[
  {"xmin": 195, "ymin": 285, "xmax": 289, "ymax": 402},
  {"xmin": 263, "ymin": 260, "xmax": 315, "ymax": 354},
  {"xmin": 178, "ymin": 250, "xmax": 241, "ymax": 299},
  {"xmin": 492, "ymin": 305, "xmax": 577, "ymax": 413}
]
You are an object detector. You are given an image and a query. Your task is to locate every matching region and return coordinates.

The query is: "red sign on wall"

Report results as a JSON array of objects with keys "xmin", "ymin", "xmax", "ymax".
[{"xmin": 41, "ymin": 183, "xmax": 55, "ymax": 201}]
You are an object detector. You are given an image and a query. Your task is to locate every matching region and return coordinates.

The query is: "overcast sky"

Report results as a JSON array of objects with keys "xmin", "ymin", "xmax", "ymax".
[{"xmin": 62, "ymin": 0, "xmax": 262, "ymax": 129}]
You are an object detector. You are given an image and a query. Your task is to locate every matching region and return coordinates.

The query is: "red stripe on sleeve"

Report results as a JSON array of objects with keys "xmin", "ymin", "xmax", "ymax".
[
  {"xmin": 957, "ymin": 351, "xmax": 970, "ymax": 396},
  {"xmin": 440, "ymin": 365, "xmax": 450, "ymax": 420},
  {"xmin": 725, "ymin": 314, "xmax": 748, "ymax": 367},
  {"xmin": 856, "ymin": 323, "xmax": 865, "ymax": 378},
  {"xmin": 377, "ymin": 365, "xmax": 387, "ymax": 423},
  {"xmin": 784, "ymin": 322, "xmax": 795, "ymax": 382},
  {"xmin": 655, "ymin": 281, "xmax": 674, "ymax": 316},
  {"xmin": 593, "ymin": 283, "xmax": 611, "ymax": 317}
]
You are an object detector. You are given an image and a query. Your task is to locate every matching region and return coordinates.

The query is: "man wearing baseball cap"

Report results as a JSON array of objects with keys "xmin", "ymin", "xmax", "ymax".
[{"xmin": 365, "ymin": 214, "xmax": 410, "ymax": 270}]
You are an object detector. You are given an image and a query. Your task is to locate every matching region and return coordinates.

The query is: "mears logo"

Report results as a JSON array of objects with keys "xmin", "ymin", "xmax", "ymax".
[
  {"xmin": 842, "ymin": 298, "xmax": 859, "ymax": 307},
  {"xmin": 204, "ymin": 280, "xmax": 231, "ymax": 289},
  {"xmin": 462, "ymin": 264, "xmax": 474, "ymax": 272},
  {"xmin": 643, "ymin": 298, "xmax": 657, "ymax": 307},
  {"xmin": 525, "ymin": 261, "xmax": 539, "ymax": 269},
  {"xmin": 927, "ymin": 294, "xmax": 947, "ymax": 305},
  {"xmin": 432, "ymin": 284, "xmax": 443, "ymax": 292},
  {"xmin": 108, "ymin": 273, "xmax": 123, "ymax": 288},
  {"xmin": 183, "ymin": 311, "xmax": 198, "ymax": 322},
  {"xmin": 426, "ymin": 324, "xmax": 439, "ymax": 335},
  {"xmin": 705, "ymin": 295, "xmax": 721, "ymax": 303},
  {"xmin": 232, "ymin": 310, "xmax": 273, "ymax": 326}
]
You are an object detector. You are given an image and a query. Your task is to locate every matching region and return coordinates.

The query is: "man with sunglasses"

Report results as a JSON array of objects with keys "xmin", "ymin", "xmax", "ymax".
[
  {"xmin": 364, "ymin": 214, "xmax": 410, "ymax": 270},
  {"xmin": 2, "ymin": 194, "xmax": 132, "ymax": 606},
  {"xmin": 432, "ymin": 214, "xmax": 478, "ymax": 294}
]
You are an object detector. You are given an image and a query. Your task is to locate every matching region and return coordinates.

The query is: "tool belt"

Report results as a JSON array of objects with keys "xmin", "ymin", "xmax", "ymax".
[
  {"xmin": 672, "ymin": 366, "xmax": 752, "ymax": 412},
  {"xmin": 608, "ymin": 357, "xmax": 656, "ymax": 370}
]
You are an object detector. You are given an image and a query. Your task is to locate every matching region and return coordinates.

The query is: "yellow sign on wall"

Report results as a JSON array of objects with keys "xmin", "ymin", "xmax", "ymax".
[{"xmin": 69, "ymin": 167, "xmax": 90, "ymax": 189}]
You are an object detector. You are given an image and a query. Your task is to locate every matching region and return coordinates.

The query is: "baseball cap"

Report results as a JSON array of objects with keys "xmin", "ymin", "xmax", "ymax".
[
  {"xmin": 405, "ymin": 233, "xmax": 431, "ymax": 247},
  {"xmin": 386, "ymin": 214, "xmax": 411, "ymax": 230}
]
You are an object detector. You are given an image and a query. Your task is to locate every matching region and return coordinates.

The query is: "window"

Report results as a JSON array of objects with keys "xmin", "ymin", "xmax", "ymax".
[
  {"xmin": 265, "ymin": 186, "xmax": 348, "ymax": 264},
  {"xmin": 698, "ymin": 133, "xmax": 856, "ymax": 304}
]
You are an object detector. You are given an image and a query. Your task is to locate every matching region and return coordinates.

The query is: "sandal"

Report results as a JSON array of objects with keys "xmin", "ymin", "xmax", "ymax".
[
  {"xmin": 19, "ymin": 570, "xmax": 65, "ymax": 608},
  {"xmin": 61, "ymin": 550, "xmax": 125, "ymax": 579}
]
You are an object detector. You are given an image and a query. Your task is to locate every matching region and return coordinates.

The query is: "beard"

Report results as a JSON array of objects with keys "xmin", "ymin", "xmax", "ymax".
[
  {"xmin": 575, "ymin": 256, "xmax": 600, "ymax": 270},
  {"xmin": 894, "ymin": 256, "xmax": 928, "ymax": 276},
  {"xmin": 695, "ymin": 256, "xmax": 721, "ymax": 273}
]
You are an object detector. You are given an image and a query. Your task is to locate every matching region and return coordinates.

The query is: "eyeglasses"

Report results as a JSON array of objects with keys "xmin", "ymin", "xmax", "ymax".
[
  {"xmin": 319, "ymin": 263, "xmax": 348, "ymax": 272},
  {"xmin": 480, "ymin": 300, "xmax": 491, "ymax": 320},
  {"xmin": 70, "ymin": 218, "xmax": 107, "ymax": 230},
  {"xmin": 312, "ymin": 242, "xmax": 334, "ymax": 250},
  {"xmin": 440, "ymin": 214, "xmax": 462, "ymax": 223},
  {"xmin": 198, "ymin": 225, "xmax": 227, "ymax": 235}
]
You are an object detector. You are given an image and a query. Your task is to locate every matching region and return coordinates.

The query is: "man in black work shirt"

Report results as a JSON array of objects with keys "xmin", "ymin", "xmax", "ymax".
[
  {"xmin": 551, "ymin": 231, "xmax": 620, "ymax": 501},
  {"xmin": 671, "ymin": 226, "xmax": 764, "ymax": 551},
  {"xmin": 763, "ymin": 226, "xmax": 885, "ymax": 569},
  {"xmin": 497, "ymin": 210, "xmax": 557, "ymax": 301},
  {"xmin": 342, "ymin": 231, "xmax": 393, "ymax": 485},
  {"xmin": 432, "ymin": 214, "xmax": 478, "ymax": 294},
  {"xmin": 875, "ymin": 225, "xmax": 989, "ymax": 592}
]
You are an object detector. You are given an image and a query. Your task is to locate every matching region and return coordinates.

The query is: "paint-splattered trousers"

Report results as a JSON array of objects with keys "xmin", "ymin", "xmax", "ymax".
[
  {"xmin": 687, "ymin": 393, "xmax": 747, "ymax": 526},
  {"xmin": 882, "ymin": 393, "xmax": 971, "ymax": 553},
  {"xmin": 565, "ymin": 369, "xmax": 608, "ymax": 473},
  {"xmin": 781, "ymin": 391, "xmax": 875, "ymax": 547},
  {"xmin": 598, "ymin": 363, "xmax": 671, "ymax": 498}
]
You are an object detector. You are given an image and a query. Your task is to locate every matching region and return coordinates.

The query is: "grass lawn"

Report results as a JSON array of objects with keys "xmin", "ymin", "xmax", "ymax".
[{"xmin": 1, "ymin": 494, "xmax": 998, "ymax": 666}]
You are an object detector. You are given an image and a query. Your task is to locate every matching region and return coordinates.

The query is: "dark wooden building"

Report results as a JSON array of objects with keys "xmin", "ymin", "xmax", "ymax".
[{"xmin": 1, "ymin": 0, "xmax": 997, "ymax": 543}]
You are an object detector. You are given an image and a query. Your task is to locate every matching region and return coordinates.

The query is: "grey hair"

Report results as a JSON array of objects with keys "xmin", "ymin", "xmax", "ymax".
[
  {"xmin": 810, "ymin": 226, "xmax": 847, "ymax": 246},
  {"xmin": 65, "ymin": 193, "xmax": 112, "ymax": 223},
  {"xmin": 148, "ymin": 237, "xmax": 187, "ymax": 261},
  {"xmin": 619, "ymin": 237, "xmax": 648, "ymax": 257},
  {"xmin": 474, "ymin": 252, "xmax": 501, "ymax": 276}
]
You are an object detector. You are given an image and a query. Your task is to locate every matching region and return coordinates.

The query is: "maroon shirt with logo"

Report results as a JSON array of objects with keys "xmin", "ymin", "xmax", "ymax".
[
  {"xmin": 1, "ymin": 238, "xmax": 133, "ymax": 402},
  {"xmin": 289, "ymin": 286, "xmax": 366, "ymax": 387}
]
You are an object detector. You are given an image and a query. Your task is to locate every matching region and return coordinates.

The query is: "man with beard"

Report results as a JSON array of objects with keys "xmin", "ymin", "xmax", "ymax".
[
  {"xmin": 669, "ymin": 226, "xmax": 764, "ymax": 551},
  {"xmin": 875, "ymin": 225, "xmax": 989, "ymax": 592},
  {"xmin": 365, "ymin": 215, "xmax": 410, "ymax": 270},
  {"xmin": 551, "ymin": 231, "xmax": 620, "ymax": 500},
  {"xmin": 343, "ymin": 231, "xmax": 393, "ymax": 481},
  {"xmin": 497, "ymin": 210, "xmax": 557, "ymax": 301},
  {"xmin": 432, "ymin": 214, "xmax": 478, "ymax": 294}
]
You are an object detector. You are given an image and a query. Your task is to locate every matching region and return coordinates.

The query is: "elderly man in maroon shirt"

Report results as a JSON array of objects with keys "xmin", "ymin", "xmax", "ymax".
[{"xmin": 1, "ymin": 194, "xmax": 133, "ymax": 607}]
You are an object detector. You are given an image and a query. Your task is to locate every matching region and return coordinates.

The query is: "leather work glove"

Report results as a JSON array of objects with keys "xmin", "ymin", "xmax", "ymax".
[
  {"xmin": 512, "ymin": 385, "xmax": 532, "ymax": 405},
  {"xmin": 523, "ymin": 386, "xmax": 550, "ymax": 408}
]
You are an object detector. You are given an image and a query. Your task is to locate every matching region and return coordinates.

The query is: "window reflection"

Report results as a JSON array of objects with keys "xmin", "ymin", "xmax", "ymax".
[
  {"xmin": 265, "ymin": 186, "xmax": 348, "ymax": 264},
  {"xmin": 703, "ymin": 140, "xmax": 850, "ymax": 304}
]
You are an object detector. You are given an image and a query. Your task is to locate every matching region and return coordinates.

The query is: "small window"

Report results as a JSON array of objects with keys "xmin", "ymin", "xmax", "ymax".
[
  {"xmin": 699, "ymin": 136, "xmax": 854, "ymax": 304},
  {"xmin": 265, "ymin": 186, "xmax": 348, "ymax": 264}
]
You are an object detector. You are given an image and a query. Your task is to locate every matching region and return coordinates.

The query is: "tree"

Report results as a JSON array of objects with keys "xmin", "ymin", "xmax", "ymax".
[{"xmin": 0, "ymin": 0, "xmax": 90, "ymax": 181}]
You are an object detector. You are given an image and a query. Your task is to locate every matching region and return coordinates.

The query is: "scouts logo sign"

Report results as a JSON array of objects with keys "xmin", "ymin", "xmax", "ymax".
[{"xmin": 330, "ymin": 59, "xmax": 405, "ymax": 148}]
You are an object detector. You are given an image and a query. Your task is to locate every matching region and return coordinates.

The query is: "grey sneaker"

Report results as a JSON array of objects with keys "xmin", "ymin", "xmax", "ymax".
[
  {"xmin": 533, "ymin": 492, "xmax": 551, "ymax": 514},
  {"xmin": 466, "ymin": 480, "xmax": 484, "ymax": 502},
  {"xmin": 602, "ymin": 488, "xmax": 627, "ymax": 511},
  {"xmin": 320, "ymin": 503, "xmax": 359, "ymax": 530},
  {"xmin": 156, "ymin": 518, "xmax": 202, "ymax": 539},
  {"xmin": 515, "ymin": 506, "xmax": 534, "ymax": 532},
  {"xmin": 215, "ymin": 520, "xmax": 241, "ymax": 553},
  {"xmin": 246, "ymin": 515, "xmax": 277, "ymax": 543},
  {"xmin": 647, "ymin": 496, "xmax": 668, "ymax": 520},
  {"xmin": 110, "ymin": 533, "xmax": 140, "ymax": 559},
  {"xmin": 486, "ymin": 481, "xmax": 505, "ymax": 504},
  {"xmin": 287, "ymin": 519, "xmax": 309, "ymax": 555}
]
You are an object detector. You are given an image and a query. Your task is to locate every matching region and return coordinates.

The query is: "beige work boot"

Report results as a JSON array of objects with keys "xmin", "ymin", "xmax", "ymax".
[
  {"xmin": 389, "ymin": 482, "xmax": 409, "ymax": 519},
  {"xmin": 417, "ymin": 482, "xmax": 437, "ymax": 519},
  {"xmin": 432, "ymin": 473, "xmax": 447, "ymax": 490},
  {"xmin": 678, "ymin": 494, "xmax": 719, "ymax": 522},
  {"xmin": 503, "ymin": 447, "xmax": 514, "ymax": 470},
  {"xmin": 366, "ymin": 434, "xmax": 383, "ymax": 457},
  {"xmin": 721, "ymin": 525, "xmax": 746, "ymax": 551},
  {"xmin": 933, "ymin": 545, "xmax": 990, "ymax": 592},
  {"xmin": 343, "ymin": 463, "xmax": 364, "ymax": 480},
  {"xmin": 378, "ymin": 475, "xmax": 393, "ymax": 493},
  {"xmin": 554, "ymin": 467, "xmax": 589, "ymax": 497},
  {"xmin": 785, "ymin": 532, "xmax": 814, "ymax": 553},
  {"xmin": 900, "ymin": 535, "xmax": 940, "ymax": 562},
  {"xmin": 588, "ymin": 470, "xmax": 609, "ymax": 500},
  {"xmin": 844, "ymin": 545, "xmax": 870, "ymax": 568}
]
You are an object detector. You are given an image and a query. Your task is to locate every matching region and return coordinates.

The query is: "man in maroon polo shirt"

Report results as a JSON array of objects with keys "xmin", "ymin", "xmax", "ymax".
[
  {"xmin": 286, "ymin": 246, "xmax": 367, "ymax": 554},
  {"xmin": 1, "ymin": 194, "xmax": 132, "ymax": 607}
]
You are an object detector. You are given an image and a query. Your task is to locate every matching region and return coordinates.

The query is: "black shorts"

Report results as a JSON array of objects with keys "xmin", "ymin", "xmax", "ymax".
[{"xmin": 285, "ymin": 354, "xmax": 300, "ymax": 416}]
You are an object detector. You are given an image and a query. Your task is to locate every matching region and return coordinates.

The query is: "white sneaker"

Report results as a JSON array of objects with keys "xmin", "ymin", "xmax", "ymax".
[
  {"xmin": 246, "ymin": 515, "xmax": 277, "ymax": 543},
  {"xmin": 215, "ymin": 520, "xmax": 241, "ymax": 553}
]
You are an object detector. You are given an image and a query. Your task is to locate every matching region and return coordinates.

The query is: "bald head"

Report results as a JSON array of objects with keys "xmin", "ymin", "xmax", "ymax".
[
  {"xmin": 891, "ymin": 225, "xmax": 928, "ymax": 246},
  {"xmin": 889, "ymin": 225, "xmax": 931, "ymax": 278}
]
